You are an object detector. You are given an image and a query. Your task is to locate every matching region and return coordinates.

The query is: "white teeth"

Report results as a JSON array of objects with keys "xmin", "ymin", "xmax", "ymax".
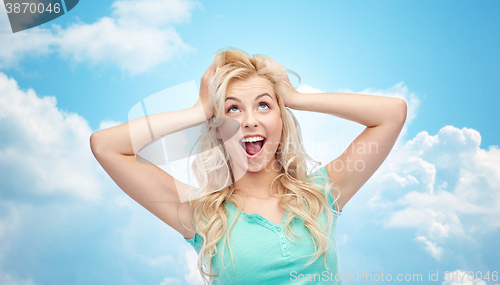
[{"xmin": 241, "ymin": 136, "xmax": 265, "ymax": 143}]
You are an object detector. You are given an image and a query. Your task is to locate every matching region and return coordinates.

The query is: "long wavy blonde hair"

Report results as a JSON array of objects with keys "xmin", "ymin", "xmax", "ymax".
[{"xmin": 188, "ymin": 48, "xmax": 340, "ymax": 284}]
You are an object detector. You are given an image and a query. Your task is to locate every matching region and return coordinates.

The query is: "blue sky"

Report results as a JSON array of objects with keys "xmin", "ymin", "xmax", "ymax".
[{"xmin": 0, "ymin": 0, "xmax": 499, "ymax": 284}]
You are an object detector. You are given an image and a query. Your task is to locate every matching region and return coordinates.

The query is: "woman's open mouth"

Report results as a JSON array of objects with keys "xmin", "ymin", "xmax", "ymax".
[{"xmin": 240, "ymin": 136, "xmax": 266, "ymax": 158}]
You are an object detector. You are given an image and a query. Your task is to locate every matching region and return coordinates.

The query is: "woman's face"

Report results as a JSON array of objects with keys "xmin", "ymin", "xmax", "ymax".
[{"xmin": 218, "ymin": 75, "xmax": 283, "ymax": 174}]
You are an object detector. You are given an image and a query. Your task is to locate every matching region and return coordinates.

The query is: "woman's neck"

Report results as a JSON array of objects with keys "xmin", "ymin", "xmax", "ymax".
[{"xmin": 232, "ymin": 161, "xmax": 281, "ymax": 199}]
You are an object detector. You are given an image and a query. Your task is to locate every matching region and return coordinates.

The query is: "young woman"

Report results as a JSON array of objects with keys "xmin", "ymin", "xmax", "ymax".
[{"xmin": 90, "ymin": 48, "xmax": 407, "ymax": 284}]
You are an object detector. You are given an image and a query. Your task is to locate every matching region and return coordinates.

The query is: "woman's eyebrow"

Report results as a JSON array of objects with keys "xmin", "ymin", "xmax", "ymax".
[
  {"xmin": 225, "ymin": 96, "xmax": 241, "ymax": 102},
  {"xmin": 225, "ymin": 93, "xmax": 272, "ymax": 102},
  {"xmin": 256, "ymin": 93, "xmax": 273, "ymax": 101}
]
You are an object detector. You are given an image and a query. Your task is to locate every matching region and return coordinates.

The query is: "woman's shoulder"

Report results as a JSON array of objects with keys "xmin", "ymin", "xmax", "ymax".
[
  {"xmin": 308, "ymin": 165, "xmax": 342, "ymax": 214},
  {"xmin": 183, "ymin": 201, "xmax": 236, "ymax": 253},
  {"xmin": 184, "ymin": 232, "xmax": 204, "ymax": 253}
]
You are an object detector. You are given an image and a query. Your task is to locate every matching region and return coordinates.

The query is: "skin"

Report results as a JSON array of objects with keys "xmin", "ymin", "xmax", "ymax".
[
  {"xmin": 210, "ymin": 58, "xmax": 407, "ymax": 224},
  {"xmin": 90, "ymin": 58, "xmax": 407, "ymax": 238},
  {"xmin": 217, "ymin": 75, "xmax": 287, "ymax": 225},
  {"xmin": 266, "ymin": 59, "xmax": 407, "ymax": 213},
  {"xmin": 197, "ymin": 65, "xmax": 290, "ymax": 224}
]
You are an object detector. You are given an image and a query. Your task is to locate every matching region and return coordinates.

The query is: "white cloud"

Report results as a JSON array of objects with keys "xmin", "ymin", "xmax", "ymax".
[
  {"xmin": 0, "ymin": 270, "xmax": 36, "ymax": 285},
  {"xmin": 54, "ymin": 18, "xmax": 193, "ymax": 75},
  {"xmin": 0, "ymin": 0, "xmax": 198, "ymax": 74},
  {"xmin": 387, "ymin": 203, "xmax": 463, "ymax": 240},
  {"xmin": 297, "ymin": 84, "xmax": 324, "ymax": 94},
  {"xmin": 0, "ymin": 72, "xmax": 101, "ymax": 201},
  {"xmin": 336, "ymin": 81, "xmax": 420, "ymax": 138},
  {"xmin": 415, "ymin": 235, "xmax": 444, "ymax": 260},
  {"xmin": 338, "ymin": 234, "xmax": 349, "ymax": 246},
  {"xmin": 0, "ymin": 5, "xmax": 56, "ymax": 67},
  {"xmin": 0, "ymin": 72, "xmax": 200, "ymax": 285},
  {"xmin": 184, "ymin": 248, "xmax": 203, "ymax": 285},
  {"xmin": 160, "ymin": 277, "xmax": 183, "ymax": 285},
  {"xmin": 98, "ymin": 119, "xmax": 122, "ymax": 130},
  {"xmin": 306, "ymin": 83, "xmax": 499, "ymax": 273},
  {"xmin": 140, "ymin": 254, "xmax": 177, "ymax": 267},
  {"xmin": 0, "ymin": 71, "xmax": 118, "ymax": 283},
  {"xmin": 378, "ymin": 125, "xmax": 500, "ymax": 259}
]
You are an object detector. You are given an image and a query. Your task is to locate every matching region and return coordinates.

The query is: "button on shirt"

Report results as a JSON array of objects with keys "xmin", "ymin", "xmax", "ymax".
[{"xmin": 185, "ymin": 166, "xmax": 342, "ymax": 284}]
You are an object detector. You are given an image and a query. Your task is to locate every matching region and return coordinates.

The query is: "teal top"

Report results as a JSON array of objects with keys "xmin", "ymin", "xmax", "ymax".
[{"xmin": 184, "ymin": 166, "xmax": 342, "ymax": 284}]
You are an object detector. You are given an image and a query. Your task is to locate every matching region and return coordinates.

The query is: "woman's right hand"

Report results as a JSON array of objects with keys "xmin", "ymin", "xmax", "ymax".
[{"xmin": 196, "ymin": 64, "xmax": 216, "ymax": 119}]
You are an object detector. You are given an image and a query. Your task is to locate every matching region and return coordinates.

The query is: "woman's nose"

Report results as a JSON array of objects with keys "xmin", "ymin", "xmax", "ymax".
[{"xmin": 243, "ymin": 112, "xmax": 258, "ymax": 128}]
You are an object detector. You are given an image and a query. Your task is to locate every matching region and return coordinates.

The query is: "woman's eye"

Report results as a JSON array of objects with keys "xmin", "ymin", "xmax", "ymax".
[
  {"xmin": 227, "ymin": 105, "xmax": 239, "ymax": 113},
  {"xmin": 258, "ymin": 102, "xmax": 270, "ymax": 110}
]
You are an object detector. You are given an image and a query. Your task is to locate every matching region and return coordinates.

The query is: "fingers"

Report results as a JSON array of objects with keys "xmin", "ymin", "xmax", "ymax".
[
  {"xmin": 202, "ymin": 64, "xmax": 216, "ymax": 84},
  {"xmin": 210, "ymin": 65, "xmax": 217, "ymax": 77},
  {"xmin": 204, "ymin": 64, "xmax": 214, "ymax": 75},
  {"xmin": 265, "ymin": 58, "xmax": 288, "ymax": 81}
]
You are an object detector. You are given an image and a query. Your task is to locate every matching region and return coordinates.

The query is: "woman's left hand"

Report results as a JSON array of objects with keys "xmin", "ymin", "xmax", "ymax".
[{"xmin": 264, "ymin": 58, "xmax": 301, "ymax": 109}]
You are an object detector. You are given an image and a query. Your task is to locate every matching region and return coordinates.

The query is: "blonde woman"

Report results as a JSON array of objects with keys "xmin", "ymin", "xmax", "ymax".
[{"xmin": 90, "ymin": 48, "xmax": 407, "ymax": 284}]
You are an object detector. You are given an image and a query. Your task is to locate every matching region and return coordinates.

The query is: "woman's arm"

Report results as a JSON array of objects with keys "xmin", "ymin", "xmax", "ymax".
[
  {"xmin": 266, "ymin": 58, "xmax": 406, "ymax": 211},
  {"xmin": 91, "ymin": 101, "xmax": 210, "ymax": 156},
  {"xmin": 90, "ymin": 65, "xmax": 216, "ymax": 238},
  {"xmin": 288, "ymin": 91, "xmax": 407, "ymax": 212}
]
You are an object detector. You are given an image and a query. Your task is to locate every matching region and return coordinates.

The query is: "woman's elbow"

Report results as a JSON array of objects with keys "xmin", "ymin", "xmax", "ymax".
[
  {"xmin": 393, "ymin": 98, "xmax": 407, "ymax": 125},
  {"xmin": 89, "ymin": 131, "xmax": 105, "ymax": 158}
]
